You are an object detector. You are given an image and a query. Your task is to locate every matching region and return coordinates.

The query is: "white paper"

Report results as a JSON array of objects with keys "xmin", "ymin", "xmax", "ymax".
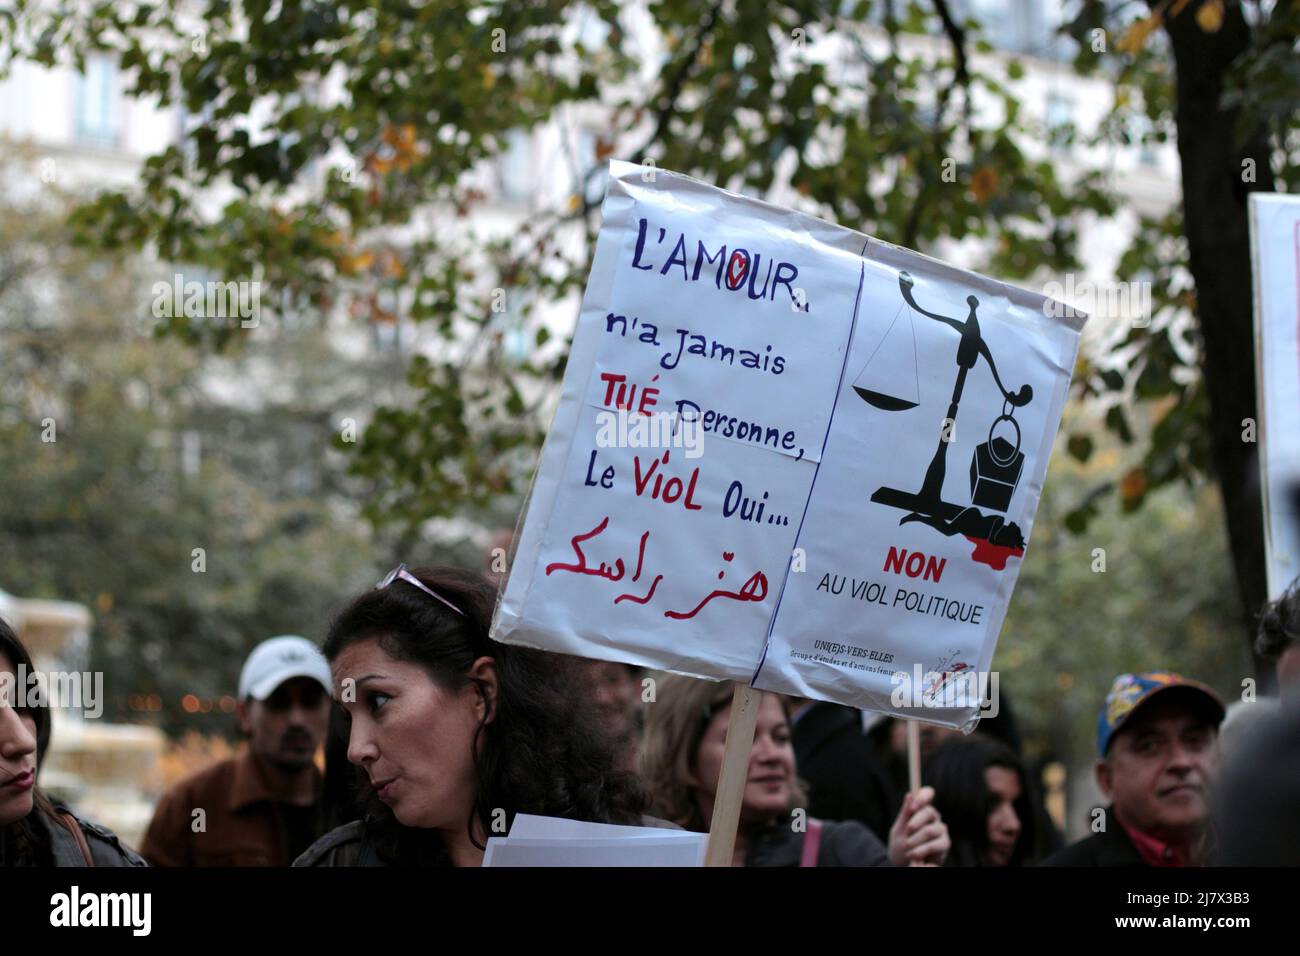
[
  {"xmin": 483, "ymin": 836, "xmax": 705, "ymax": 867},
  {"xmin": 1249, "ymin": 193, "xmax": 1300, "ymax": 600},
  {"xmin": 508, "ymin": 813, "xmax": 699, "ymax": 841}
]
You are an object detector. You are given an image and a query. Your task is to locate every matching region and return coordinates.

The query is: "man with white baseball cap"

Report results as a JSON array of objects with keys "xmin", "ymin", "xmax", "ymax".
[{"xmin": 142, "ymin": 636, "xmax": 333, "ymax": 866}]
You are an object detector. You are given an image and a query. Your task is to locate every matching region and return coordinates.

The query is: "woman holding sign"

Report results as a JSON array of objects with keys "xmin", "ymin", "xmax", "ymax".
[
  {"xmin": 295, "ymin": 566, "xmax": 649, "ymax": 867},
  {"xmin": 642, "ymin": 674, "xmax": 950, "ymax": 866}
]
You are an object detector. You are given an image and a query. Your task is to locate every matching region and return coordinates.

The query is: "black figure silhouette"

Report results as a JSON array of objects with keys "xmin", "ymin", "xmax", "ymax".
[{"xmin": 853, "ymin": 271, "xmax": 1033, "ymax": 563}]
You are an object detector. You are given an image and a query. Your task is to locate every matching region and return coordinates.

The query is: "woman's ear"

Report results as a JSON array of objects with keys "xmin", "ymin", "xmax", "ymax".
[{"xmin": 468, "ymin": 656, "xmax": 499, "ymax": 724}]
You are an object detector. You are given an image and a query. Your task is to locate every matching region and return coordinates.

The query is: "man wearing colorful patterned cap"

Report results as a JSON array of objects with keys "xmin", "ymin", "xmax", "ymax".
[{"xmin": 1042, "ymin": 671, "xmax": 1224, "ymax": 867}]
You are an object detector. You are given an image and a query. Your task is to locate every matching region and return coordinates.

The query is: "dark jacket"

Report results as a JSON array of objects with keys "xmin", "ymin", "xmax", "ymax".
[
  {"xmin": 2, "ymin": 803, "xmax": 148, "ymax": 867},
  {"xmin": 1039, "ymin": 811, "xmax": 1146, "ymax": 867},
  {"xmin": 142, "ymin": 751, "xmax": 324, "ymax": 867},
  {"xmin": 792, "ymin": 702, "xmax": 901, "ymax": 840},
  {"xmin": 746, "ymin": 816, "xmax": 891, "ymax": 867},
  {"xmin": 293, "ymin": 820, "xmax": 383, "ymax": 867}
]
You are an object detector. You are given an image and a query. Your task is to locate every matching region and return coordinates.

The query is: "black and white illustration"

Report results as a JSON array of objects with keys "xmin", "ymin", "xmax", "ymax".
[{"xmin": 851, "ymin": 270, "xmax": 1035, "ymax": 571}]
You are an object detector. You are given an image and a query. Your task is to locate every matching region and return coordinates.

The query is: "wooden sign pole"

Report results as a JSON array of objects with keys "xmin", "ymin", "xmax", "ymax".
[
  {"xmin": 703, "ymin": 683, "xmax": 762, "ymax": 868},
  {"xmin": 907, "ymin": 719, "xmax": 922, "ymax": 793}
]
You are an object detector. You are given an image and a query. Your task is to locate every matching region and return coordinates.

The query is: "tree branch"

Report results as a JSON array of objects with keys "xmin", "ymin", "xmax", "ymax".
[
  {"xmin": 899, "ymin": 0, "xmax": 972, "ymax": 248},
  {"xmin": 628, "ymin": 0, "xmax": 725, "ymax": 166},
  {"xmin": 930, "ymin": 0, "xmax": 970, "ymax": 87}
]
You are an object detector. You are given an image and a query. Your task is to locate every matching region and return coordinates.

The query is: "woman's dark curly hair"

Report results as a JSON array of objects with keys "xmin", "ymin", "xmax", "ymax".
[
  {"xmin": 324, "ymin": 566, "xmax": 646, "ymax": 864},
  {"xmin": 1257, "ymin": 576, "xmax": 1300, "ymax": 661}
]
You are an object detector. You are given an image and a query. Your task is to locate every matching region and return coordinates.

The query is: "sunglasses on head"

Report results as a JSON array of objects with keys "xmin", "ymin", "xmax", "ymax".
[{"xmin": 376, "ymin": 563, "xmax": 465, "ymax": 617}]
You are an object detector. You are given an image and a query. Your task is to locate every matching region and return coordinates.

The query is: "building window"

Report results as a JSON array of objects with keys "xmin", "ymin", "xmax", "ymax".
[
  {"xmin": 180, "ymin": 430, "xmax": 202, "ymax": 477},
  {"xmin": 372, "ymin": 319, "xmax": 400, "ymax": 352},
  {"xmin": 1130, "ymin": 114, "xmax": 1160, "ymax": 167},
  {"xmin": 573, "ymin": 5, "xmax": 611, "ymax": 51},
  {"xmin": 497, "ymin": 129, "xmax": 532, "ymax": 204},
  {"xmin": 504, "ymin": 322, "xmax": 530, "ymax": 363},
  {"xmin": 74, "ymin": 56, "xmax": 120, "ymax": 148},
  {"xmin": 962, "ymin": 0, "xmax": 1016, "ymax": 49},
  {"xmin": 371, "ymin": 289, "xmax": 404, "ymax": 353},
  {"xmin": 497, "ymin": 291, "xmax": 533, "ymax": 364},
  {"xmin": 1045, "ymin": 92, "xmax": 1074, "ymax": 151},
  {"xmin": 957, "ymin": 0, "xmax": 1073, "ymax": 61}
]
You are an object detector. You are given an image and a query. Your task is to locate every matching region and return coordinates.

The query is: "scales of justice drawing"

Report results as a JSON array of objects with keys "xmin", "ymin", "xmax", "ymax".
[{"xmin": 852, "ymin": 271, "xmax": 1033, "ymax": 570}]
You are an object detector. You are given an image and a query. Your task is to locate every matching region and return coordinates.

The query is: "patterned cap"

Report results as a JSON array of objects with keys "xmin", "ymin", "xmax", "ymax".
[{"xmin": 1097, "ymin": 671, "xmax": 1225, "ymax": 756}]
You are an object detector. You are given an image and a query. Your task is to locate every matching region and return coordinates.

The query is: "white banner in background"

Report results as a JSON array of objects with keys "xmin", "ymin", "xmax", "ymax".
[
  {"xmin": 1250, "ymin": 193, "xmax": 1300, "ymax": 600},
  {"xmin": 492, "ymin": 161, "xmax": 1084, "ymax": 728}
]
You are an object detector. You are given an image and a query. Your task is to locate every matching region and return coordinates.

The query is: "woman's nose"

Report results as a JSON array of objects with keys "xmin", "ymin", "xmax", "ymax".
[
  {"xmin": 346, "ymin": 724, "xmax": 378, "ymax": 766},
  {"xmin": 996, "ymin": 805, "xmax": 1020, "ymax": 835},
  {"xmin": 751, "ymin": 734, "xmax": 781, "ymax": 763},
  {"xmin": 0, "ymin": 706, "xmax": 37, "ymax": 759}
]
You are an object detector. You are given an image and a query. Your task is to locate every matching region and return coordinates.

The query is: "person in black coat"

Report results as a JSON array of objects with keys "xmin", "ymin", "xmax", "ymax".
[
  {"xmin": 794, "ymin": 690, "xmax": 1062, "ymax": 857},
  {"xmin": 790, "ymin": 700, "xmax": 902, "ymax": 841},
  {"xmin": 1040, "ymin": 807, "xmax": 1151, "ymax": 867},
  {"xmin": 1211, "ymin": 704, "xmax": 1300, "ymax": 866}
]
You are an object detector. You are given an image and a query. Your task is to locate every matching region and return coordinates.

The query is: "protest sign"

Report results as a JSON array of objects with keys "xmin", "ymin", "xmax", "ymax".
[
  {"xmin": 491, "ymin": 160, "xmax": 1082, "ymax": 865},
  {"xmin": 1249, "ymin": 193, "xmax": 1300, "ymax": 600},
  {"xmin": 492, "ymin": 160, "xmax": 1082, "ymax": 733}
]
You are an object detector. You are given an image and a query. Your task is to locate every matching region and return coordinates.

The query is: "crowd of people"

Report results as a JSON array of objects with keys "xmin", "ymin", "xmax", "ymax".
[{"xmin": 2, "ymin": 563, "xmax": 1297, "ymax": 867}]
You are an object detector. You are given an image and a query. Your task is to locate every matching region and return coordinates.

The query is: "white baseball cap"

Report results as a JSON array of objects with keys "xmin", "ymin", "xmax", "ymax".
[{"xmin": 238, "ymin": 635, "xmax": 332, "ymax": 701}]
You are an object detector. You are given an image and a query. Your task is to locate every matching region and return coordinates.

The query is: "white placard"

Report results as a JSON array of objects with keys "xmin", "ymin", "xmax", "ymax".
[
  {"xmin": 483, "ymin": 814, "xmax": 705, "ymax": 867},
  {"xmin": 492, "ymin": 161, "xmax": 1083, "ymax": 729},
  {"xmin": 1250, "ymin": 193, "xmax": 1300, "ymax": 600},
  {"xmin": 483, "ymin": 836, "xmax": 705, "ymax": 867}
]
